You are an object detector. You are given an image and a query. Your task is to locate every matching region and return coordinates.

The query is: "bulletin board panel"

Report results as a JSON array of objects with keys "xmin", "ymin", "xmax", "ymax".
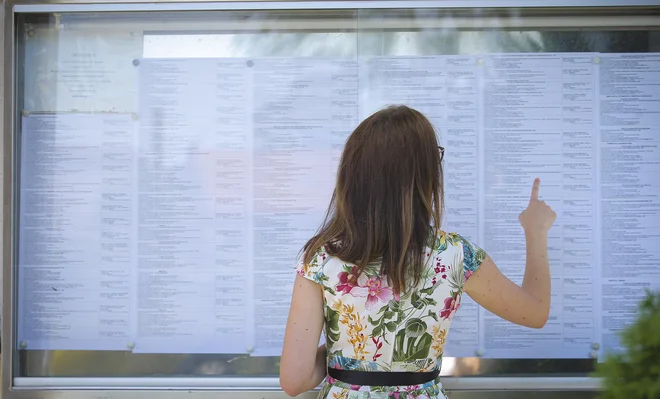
[{"xmin": 3, "ymin": 1, "xmax": 660, "ymax": 398}]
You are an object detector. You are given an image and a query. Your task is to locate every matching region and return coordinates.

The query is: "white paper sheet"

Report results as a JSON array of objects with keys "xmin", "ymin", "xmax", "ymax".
[
  {"xmin": 597, "ymin": 53, "xmax": 660, "ymax": 358},
  {"xmin": 18, "ymin": 113, "xmax": 135, "ymax": 350},
  {"xmin": 23, "ymin": 29, "xmax": 141, "ymax": 113},
  {"xmin": 132, "ymin": 58, "xmax": 253, "ymax": 354}
]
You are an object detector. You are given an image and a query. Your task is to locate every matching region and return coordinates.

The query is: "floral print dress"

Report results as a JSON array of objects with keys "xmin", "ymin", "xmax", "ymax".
[{"xmin": 295, "ymin": 230, "xmax": 486, "ymax": 399}]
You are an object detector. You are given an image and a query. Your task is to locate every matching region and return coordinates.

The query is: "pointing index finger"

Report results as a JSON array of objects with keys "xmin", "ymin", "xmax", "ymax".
[{"xmin": 530, "ymin": 178, "xmax": 540, "ymax": 201}]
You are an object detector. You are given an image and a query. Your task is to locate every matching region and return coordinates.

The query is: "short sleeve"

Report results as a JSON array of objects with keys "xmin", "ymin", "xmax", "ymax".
[
  {"xmin": 459, "ymin": 236, "xmax": 486, "ymax": 283},
  {"xmin": 294, "ymin": 246, "xmax": 328, "ymax": 286}
]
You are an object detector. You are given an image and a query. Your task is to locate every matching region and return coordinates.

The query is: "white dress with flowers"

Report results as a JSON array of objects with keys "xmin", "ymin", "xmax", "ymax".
[{"xmin": 295, "ymin": 230, "xmax": 486, "ymax": 399}]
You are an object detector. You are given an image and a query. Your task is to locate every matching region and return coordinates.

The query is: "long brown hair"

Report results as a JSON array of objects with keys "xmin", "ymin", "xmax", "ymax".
[{"xmin": 303, "ymin": 105, "xmax": 444, "ymax": 294}]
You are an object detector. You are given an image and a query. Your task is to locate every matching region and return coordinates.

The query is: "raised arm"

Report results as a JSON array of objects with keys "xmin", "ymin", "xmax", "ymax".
[{"xmin": 464, "ymin": 178, "xmax": 556, "ymax": 329}]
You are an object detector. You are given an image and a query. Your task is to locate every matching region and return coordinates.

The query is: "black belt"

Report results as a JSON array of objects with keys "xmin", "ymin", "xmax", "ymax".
[{"xmin": 327, "ymin": 368, "xmax": 439, "ymax": 387}]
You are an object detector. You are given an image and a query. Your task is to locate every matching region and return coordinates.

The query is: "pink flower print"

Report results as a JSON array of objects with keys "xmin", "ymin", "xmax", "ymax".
[
  {"xmin": 465, "ymin": 269, "xmax": 474, "ymax": 281},
  {"xmin": 328, "ymin": 364, "xmax": 360, "ymax": 390},
  {"xmin": 441, "ymin": 274, "xmax": 447, "ymax": 280},
  {"xmin": 405, "ymin": 385, "xmax": 421, "ymax": 392},
  {"xmin": 326, "ymin": 363, "xmax": 340, "ymax": 384},
  {"xmin": 440, "ymin": 293, "xmax": 460, "ymax": 320},
  {"xmin": 434, "ymin": 266, "xmax": 441, "ymax": 274},
  {"xmin": 351, "ymin": 275, "xmax": 394, "ymax": 310},
  {"xmin": 336, "ymin": 266, "xmax": 360, "ymax": 294}
]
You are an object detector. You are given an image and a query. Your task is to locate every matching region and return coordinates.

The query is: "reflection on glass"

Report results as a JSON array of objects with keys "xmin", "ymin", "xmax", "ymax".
[
  {"xmin": 144, "ymin": 33, "xmax": 357, "ymax": 58},
  {"xmin": 14, "ymin": 6, "xmax": 657, "ymax": 380}
]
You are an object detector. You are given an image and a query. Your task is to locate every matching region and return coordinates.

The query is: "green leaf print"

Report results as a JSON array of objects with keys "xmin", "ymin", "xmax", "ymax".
[
  {"xmin": 396, "ymin": 358, "xmax": 434, "ymax": 372},
  {"xmin": 392, "ymin": 318, "xmax": 433, "ymax": 362},
  {"xmin": 404, "ymin": 318, "xmax": 427, "ymax": 337},
  {"xmin": 372, "ymin": 326, "xmax": 382, "ymax": 337},
  {"xmin": 411, "ymin": 291, "xmax": 424, "ymax": 309},
  {"xmin": 412, "ymin": 295, "xmax": 436, "ymax": 310},
  {"xmin": 419, "ymin": 286, "xmax": 435, "ymax": 295},
  {"xmin": 411, "ymin": 291, "xmax": 420, "ymax": 303},
  {"xmin": 325, "ymin": 307, "xmax": 341, "ymax": 347},
  {"xmin": 317, "ymin": 272, "xmax": 329, "ymax": 284},
  {"xmin": 474, "ymin": 245, "xmax": 485, "ymax": 265},
  {"xmin": 370, "ymin": 304, "xmax": 399, "ymax": 342},
  {"xmin": 412, "ymin": 358, "xmax": 433, "ymax": 370},
  {"xmin": 397, "ymin": 309, "xmax": 406, "ymax": 322},
  {"xmin": 393, "ymin": 331, "xmax": 406, "ymax": 361},
  {"xmin": 406, "ymin": 333, "xmax": 432, "ymax": 359},
  {"xmin": 393, "ymin": 331, "xmax": 433, "ymax": 362},
  {"xmin": 317, "ymin": 382, "xmax": 332, "ymax": 398},
  {"xmin": 428, "ymin": 309, "xmax": 439, "ymax": 322}
]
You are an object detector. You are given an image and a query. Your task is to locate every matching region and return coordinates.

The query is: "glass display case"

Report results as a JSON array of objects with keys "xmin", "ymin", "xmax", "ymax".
[{"xmin": 3, "ymin": 1, "xmax": 659, "ymax": 398}]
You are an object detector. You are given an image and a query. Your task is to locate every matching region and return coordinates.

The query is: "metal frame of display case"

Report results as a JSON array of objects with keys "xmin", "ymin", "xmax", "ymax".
[{"xmin": 2, "ymin": 0, "xmax": 659, "ymax": 398}]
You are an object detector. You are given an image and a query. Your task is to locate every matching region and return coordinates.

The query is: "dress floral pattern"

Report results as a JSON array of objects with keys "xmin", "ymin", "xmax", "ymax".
[{"xmin": 295, "ymin": 230, "xmax": 486, "ymax": 399}]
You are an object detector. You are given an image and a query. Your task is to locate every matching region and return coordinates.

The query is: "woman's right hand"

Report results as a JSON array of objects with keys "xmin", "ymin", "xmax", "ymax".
[
  {"xmin": 518, "ymin": 178, "xmax": 557, "ymax": 233},
  {"xmin": 465, "ymin": 177, "xmax": 555, "ymax": 329}
]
